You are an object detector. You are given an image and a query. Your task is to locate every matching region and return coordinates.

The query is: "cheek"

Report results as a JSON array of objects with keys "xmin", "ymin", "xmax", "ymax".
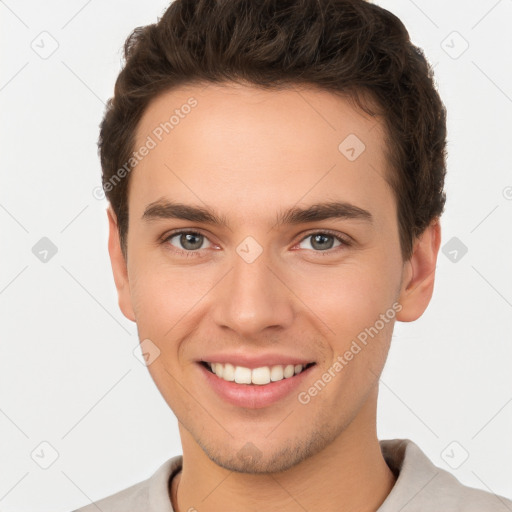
[
  {"xmin": 289, "ymin": 260, "xmax": 397, "ymax": 339},
  {"xmin": 127, "ymin": 258, "xmax": 215, "ymax": 338}
]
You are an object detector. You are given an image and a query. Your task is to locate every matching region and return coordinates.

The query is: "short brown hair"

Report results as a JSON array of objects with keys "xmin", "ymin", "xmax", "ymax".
[{"xmin": 99, "ymin": 0, "xmax": 447, "ymax": 262}]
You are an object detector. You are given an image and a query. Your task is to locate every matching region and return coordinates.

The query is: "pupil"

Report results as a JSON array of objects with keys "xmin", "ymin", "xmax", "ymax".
[
  {"xmin": 182, "ymin": 233, "xmax": 202, "ymax": 250},
  {"xmin": 312, "ymin": 234, "xmax": 333, "ymax": 250}
]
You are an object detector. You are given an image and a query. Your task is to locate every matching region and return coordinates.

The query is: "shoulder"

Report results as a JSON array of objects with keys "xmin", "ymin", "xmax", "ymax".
[
  {"xmin": 71, "ymin": 455, "xmax": 182, "ymax": 512},
  {"xmin": 379, "ymin": 439, "xmax": 512, "ymax": 512}
]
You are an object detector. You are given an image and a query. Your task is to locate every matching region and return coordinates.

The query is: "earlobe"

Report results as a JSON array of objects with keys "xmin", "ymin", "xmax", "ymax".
[
  {"xmin": 107, "ymin": 206, "xmax": 136, "ymax": 322},
  {"xmin": 396, "ymin": 219, "xmax": 442, "ymax": 323}
]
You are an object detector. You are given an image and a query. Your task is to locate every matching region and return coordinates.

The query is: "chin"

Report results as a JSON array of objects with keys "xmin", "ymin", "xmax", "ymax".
[{"xmin": 195, "ymin": 426, "xmax": 339, "ymax": 474}]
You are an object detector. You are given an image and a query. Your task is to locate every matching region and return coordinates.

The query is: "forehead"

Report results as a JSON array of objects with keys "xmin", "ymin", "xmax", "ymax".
[{"xmin": 129, "ymin": 82, "xmax": 394, "ymax": 230}]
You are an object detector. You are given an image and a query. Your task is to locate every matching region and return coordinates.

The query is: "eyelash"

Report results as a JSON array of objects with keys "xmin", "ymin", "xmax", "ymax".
[{"xmin": 160, "ymin": 229, "xmax": 352, "ymax": 258}]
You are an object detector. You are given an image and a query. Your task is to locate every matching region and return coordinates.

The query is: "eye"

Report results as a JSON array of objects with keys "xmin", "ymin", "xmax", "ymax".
[
  {"xmin": 296, "ymin": 231, "xmax": 351, "ymax": 252},
  {"xmin": 164, "ymin": 230, "xmax": 213, "ymax": 254},
  {"xmin": 161, "ymin": 229, "xmax": 351, "ymax": 257}
]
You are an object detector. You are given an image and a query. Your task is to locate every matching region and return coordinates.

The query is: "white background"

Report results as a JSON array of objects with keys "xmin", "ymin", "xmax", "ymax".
[{"xmin": 1, "ymin": 0, "xmax": 511, "ymax": 510}]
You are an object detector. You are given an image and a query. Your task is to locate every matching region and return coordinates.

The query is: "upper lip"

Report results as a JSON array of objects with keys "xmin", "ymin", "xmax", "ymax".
[{"xmin": 198, "ymin": 353, "xmax": 316, "ymax": 369}]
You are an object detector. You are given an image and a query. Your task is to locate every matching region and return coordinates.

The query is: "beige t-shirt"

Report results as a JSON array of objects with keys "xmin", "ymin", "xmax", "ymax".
[{"xmin": 72, "ymin": 438, "xmax": 512, "ymax": 511}]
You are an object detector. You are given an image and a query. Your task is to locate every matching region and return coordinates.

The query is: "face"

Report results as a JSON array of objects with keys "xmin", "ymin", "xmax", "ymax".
[{"xmin": 108, "ymin": 82, "xmax": 439, "ymax": 474}]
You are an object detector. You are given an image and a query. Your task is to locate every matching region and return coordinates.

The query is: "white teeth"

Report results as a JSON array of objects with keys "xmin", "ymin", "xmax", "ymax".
[
  {"xmin": 283, "ymin": 364, "xmax": 295, "ymax": 378},
  {"xmin": 223, "ymin": 363, "xmax": 235, "ymax": 381},
  {"xmin": 251, "ymin": 366, "xmax": 271, "ymax": 385},
  {"xmin": 270, "ymin": 365, "xmax": 283, "ymax": 381},
  {"xmin": 206, "ymin": 362, "xmax": 310, "ymax": 385},
  {"xmin": 234, "ymin": 366, "xmax": 252, "ymax": 384}
]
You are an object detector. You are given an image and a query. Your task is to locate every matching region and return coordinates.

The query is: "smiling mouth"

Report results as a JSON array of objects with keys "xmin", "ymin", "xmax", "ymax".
[{"xmin": 200, "ymin": 361, "xmax": 316, "ymax": 385}]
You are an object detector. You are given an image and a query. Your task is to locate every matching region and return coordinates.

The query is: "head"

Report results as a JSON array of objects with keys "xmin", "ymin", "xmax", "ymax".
[{"xmin": 102, "ymin": 0, "xmax": 446, "ymax": 473}]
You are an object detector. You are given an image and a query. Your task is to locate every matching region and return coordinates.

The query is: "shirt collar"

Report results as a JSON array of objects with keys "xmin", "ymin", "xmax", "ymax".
[{"xmin": 148, "ymin": 438, "xmax": 441, "ymax": 511}]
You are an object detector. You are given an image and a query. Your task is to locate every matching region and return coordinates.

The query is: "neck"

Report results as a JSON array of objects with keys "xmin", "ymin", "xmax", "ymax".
[{"xmin": 170, "ymin": 386, "xmax": 396, "ymax": 512}]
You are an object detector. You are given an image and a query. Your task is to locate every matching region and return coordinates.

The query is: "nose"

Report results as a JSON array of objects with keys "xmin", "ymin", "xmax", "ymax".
[{"xmin": 211, "ymin": 250, "xmax": 295, "ymax": 338}]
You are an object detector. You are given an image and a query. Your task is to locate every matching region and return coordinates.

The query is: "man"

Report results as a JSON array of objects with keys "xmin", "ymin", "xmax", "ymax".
[{"xmin": 75, "ymin": 0, "xmax": 512, "ymax": 510}]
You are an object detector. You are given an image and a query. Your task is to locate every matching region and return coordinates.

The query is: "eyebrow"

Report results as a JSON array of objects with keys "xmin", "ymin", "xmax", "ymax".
[{"xmin": 141, "ymin": 199, "xmax": 374, "ymax": 228}]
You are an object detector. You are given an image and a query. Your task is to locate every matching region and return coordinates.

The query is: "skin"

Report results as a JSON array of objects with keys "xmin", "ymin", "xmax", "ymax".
[{"xmin": 107, "ymin": 82, "xmax": 441, "ymax": 512}]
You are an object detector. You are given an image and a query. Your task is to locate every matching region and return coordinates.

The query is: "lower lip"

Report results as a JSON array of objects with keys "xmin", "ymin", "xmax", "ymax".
[{"xmin": 198, "ymin": 363, "xmax": 315, "ymax": 409}]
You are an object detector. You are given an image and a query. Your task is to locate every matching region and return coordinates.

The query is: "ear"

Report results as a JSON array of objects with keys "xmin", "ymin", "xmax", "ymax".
[
  {"xmin": 396, "ymin": 218, "xmax": 442, "ymax": 322},
  {"xmin": 107, "ymin": 206, "xmax": 136, "ymax": 322}
]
